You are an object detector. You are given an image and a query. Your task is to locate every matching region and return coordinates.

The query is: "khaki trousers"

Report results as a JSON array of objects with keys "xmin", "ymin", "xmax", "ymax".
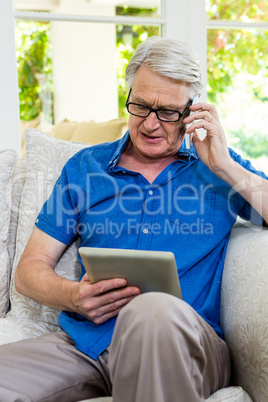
[{"xmin": 0, "ymin": 293, "xmax": 231, "ymax": 402}]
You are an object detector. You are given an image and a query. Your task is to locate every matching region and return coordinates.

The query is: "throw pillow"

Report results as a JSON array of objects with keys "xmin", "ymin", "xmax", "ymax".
[
  {"xmin": 20, "ymin": 118, "xmax": 54, "ymax": 158},
  {"xmin": 53, "ymin": 118, "xmax": 128, "ymax": 144},
  {"xmin": 71, "ymin": 118, "xmax": 128, "ymax": 144},
  {"xmin": 8, "ymin": 129, "xmax": 90, "ymax": 326},
  {"xmin": 52, "ymin": 118, "xmax": 80, "ymax": 141},
  {"xmin": 0, "ymin": 150, "xmax": 18, "ymax": 317},
  {"xmin": 20, "ymin": 118, "xmax": 40, "ymax": 158}
]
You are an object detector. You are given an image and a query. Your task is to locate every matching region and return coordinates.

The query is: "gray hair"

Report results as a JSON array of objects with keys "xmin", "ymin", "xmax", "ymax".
[{"xmin": 125, "ymin": 36, "xmax": 203, "ymax": 96}]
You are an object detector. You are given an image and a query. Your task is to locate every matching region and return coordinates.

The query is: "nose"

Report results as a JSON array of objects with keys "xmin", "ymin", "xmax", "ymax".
[{"xmin": 143, "ymin": 110, "xmax": 161, "ymax": 130}]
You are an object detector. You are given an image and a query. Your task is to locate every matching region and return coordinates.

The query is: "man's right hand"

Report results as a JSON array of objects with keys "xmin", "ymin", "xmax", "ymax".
[
  {"xmin": 72, "ymin": 273, "xmax": 140, "ymax": 324},
  {"xmin": 15, "ymin": 227, "xmax": 140, "ymax": 325}
]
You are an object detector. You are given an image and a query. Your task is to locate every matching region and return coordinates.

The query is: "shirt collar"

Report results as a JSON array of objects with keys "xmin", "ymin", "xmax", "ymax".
[
  {"xmin": 178, "ymin": 138, "xmax": 199, "ymax": 160},
  {"xmin": 107, "ymin": 131, "xmax": 198, "ymax": 170},
  {"xmin": 107, "ymin": 131, "xmax": 130, "ymax": 169}
]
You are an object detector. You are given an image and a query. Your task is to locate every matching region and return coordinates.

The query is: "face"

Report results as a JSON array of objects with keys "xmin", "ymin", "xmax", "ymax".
[{"xmin": 127, "ymin": 65, "xmax": 191, "ymax": 161}]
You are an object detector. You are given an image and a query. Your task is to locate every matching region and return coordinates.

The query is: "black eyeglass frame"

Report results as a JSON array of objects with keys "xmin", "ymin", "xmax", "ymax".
[{"xmin": 125, "ymin": 89, "xmax": 193, "ymax": 123}]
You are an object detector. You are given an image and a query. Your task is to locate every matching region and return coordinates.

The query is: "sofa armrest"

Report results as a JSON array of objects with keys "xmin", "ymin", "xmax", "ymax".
[{"xmin": 220, "ymin": 222, "xmax": 268, "ymax": 402}]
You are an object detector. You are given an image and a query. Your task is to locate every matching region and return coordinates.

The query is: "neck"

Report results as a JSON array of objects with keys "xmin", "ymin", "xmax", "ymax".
[{"xmin": 118, "ymin": 141, "xmax": 180, "ymax": 183}]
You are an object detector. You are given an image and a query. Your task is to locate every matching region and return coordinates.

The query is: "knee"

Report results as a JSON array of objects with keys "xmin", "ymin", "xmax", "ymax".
[
  {"xmin": 116, "ymin": 292, "xmax": 193, "ymax": 333},
  {"xmin": 120, "ymin": 292, "xmax": 176, "ymax": 317},
  {"xmin": 113, "ymin": 292, "xmax": 206, "ymax": 362}
]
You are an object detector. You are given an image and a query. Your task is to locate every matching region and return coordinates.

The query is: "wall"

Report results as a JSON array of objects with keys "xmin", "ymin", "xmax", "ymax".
[{"xmin": 51, "ymin": 0, "xmax": 118, "ymax": 123}]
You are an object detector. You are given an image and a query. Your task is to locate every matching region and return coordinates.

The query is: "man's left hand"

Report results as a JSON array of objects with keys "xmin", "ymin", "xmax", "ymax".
[{"xmin": 183, "ymin": 102, "xmax": 268, "ymax": 224}]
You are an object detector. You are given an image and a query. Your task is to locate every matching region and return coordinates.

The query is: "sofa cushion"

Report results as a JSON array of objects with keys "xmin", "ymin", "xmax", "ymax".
[
  {"xmin": 0, "ymin": 316, "xmax": 59, "ymax": 345},
  {"xmin": 0, "ymin": 150, "xmax": 17, "ymax": 317},
  {"xmin": 80, "ymin": 386, "xmax": 253, "ymax": 402},
  {"xmin": 206, "ymin": 386, "xmax": 253, "ymax": 401},
  {"xmin": 7, "ymin": 129, "xmax": 90, "ymax": 327}
]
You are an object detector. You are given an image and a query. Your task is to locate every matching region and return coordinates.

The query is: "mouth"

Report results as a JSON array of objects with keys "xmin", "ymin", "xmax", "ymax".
[{"xmin": 141, "ymin": 132, "xmax": 163, "ymax": 143}]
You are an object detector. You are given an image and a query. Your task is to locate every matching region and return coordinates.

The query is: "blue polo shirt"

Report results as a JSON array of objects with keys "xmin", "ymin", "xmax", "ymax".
[{"xmin": 36, "ymin": 131, "xmax": 267, "ymax": 360}]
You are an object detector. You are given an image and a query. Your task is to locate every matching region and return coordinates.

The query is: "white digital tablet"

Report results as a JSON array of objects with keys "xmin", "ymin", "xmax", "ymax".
[{"xmin": 79, "ymin": 247, "xmax": 182, "ymax": 299}]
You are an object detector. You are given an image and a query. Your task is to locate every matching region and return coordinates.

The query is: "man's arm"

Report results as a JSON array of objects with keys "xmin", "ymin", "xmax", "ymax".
[
  {"xmin": 184, "ymin": 103, "xmax": 268, "ymax": 224},
  {"xmin": 15, "ymin": 227, "xmax": 140, "ymax": 324}
]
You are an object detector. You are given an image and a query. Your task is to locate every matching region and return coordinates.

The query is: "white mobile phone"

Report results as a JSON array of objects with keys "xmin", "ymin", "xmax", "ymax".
[{"xmin": 185, "ymin": 94, "xmax": 199, "ymax": 149}]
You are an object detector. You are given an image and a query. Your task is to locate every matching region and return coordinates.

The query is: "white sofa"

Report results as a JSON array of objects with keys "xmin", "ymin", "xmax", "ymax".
[{"xmin": 0, "ymin": 128, "xmax": 267, "ymax": 402}]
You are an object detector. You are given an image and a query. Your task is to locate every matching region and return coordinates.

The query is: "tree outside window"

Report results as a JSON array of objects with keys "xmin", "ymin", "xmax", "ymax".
[
  {"xmin": 207, "ymin": 0, "xmax": 268, "ymax": 169},
  {"xmin": 16, "ymin": 21, "xmax": 53, "ymax": 123},
  {"xmin": 116, "ymin": 6, "xmax": 160, "ymax": 119},
  {"xmin": 16, "ymin": 2, "xmax": 268, "ymax": 170}
]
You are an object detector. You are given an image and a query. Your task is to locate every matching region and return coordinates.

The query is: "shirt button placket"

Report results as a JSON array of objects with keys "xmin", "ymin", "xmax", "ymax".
[{"xmin": 136, "ymin": 187, "xmax": 156, "ymax": 249}]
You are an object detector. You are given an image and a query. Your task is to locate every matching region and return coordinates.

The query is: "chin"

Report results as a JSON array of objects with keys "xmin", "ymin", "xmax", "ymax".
[{"xmin": 141, "ymin": 147, "xmax": 172, "ymax": 160}]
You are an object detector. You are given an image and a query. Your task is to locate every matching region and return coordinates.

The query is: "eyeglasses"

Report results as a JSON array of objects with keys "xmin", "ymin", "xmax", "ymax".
[{"xmin": 125, "ymin": 89, "xmax": 193, "ymax": 122}]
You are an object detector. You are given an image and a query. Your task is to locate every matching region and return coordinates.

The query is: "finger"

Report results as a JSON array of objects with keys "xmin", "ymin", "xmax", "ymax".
[
  {"xmin": 184, "ymin": 103, "xmax": 219, "ymax": 123},
  {"xmin": 89, "ymin": 295, "xmax": 139, "ymax": 324},
  {"xmin": 185, "ymin": 118, "xmax": 215, "ymax": 134},
  {"xmin": 184, "ymin": 110, "xmax": 215, "ymax": 125},
  {"xmin": 99, "ymin": 286, "xmax": 140, "ymax": 307},
  {"xmin": 88, "ymin": 286, "xmax": 140, "ymax": 313},
  {"xmin": 92, "ymin": 310, "xmax": 119, "ymax": 325},
  {"xmin": 193, "ymin": 104, "xmax": 220, "ymax": 122},
  {"xmin": 189, "ymin": 102, "xmax": 216, "ymax": 113},
  {"xmin": 84, "ymin": 286, "xmax": 140, "ymax": 315},
  {"xmin": 90, "ymin": 278, "xmax": 128, "ymax": 296}
]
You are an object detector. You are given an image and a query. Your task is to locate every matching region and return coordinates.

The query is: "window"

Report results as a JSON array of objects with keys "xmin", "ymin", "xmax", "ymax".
[
  {"xmin": 16, "ymin": 20, "xmax": 53, "ymax": 123},
  {"xmin": 0, "ymin": 0, "xmax": 207, "ymax": 153},
  {"xmin": 14, "ymin": 0, "xmax": 162, "ymax": 131},
  {"xmin": 15, "ymin": 5, "xmax": 161, "ymax": 127},
  {"xmin": 116, "ymin": 6, "xmax": 160, "ymax": 119},
  {"xmin": 206, "ymin": 0, "xmax": 268, "ymax": 171}
]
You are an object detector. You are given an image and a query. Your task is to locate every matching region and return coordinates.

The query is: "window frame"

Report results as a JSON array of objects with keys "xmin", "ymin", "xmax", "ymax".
[
  {"xmin": 1, "ymin": 0, "xmax": 207, "ymax": 154},
  {"xmin": 206, "ymin": 11, "xmax": 268, "ymax": 154}
]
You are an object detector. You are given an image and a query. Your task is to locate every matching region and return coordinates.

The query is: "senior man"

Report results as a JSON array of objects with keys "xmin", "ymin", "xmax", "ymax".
[{"xmin": 1, "ymin": 36, "xmax": 268, "ymax": 402}]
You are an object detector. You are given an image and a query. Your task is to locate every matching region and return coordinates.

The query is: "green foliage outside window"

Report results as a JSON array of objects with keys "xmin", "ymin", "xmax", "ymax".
[
  {"xmin": 206, "ymin": 0, "xmax": 268, "ymax": 160},
  {"xmin": 206, "ymin": 0, "xmax": 268, "ymax": 22},
  {"xmin": 16, "ymin": 21, "xmax": 53, "ymax": 122},
  {"xmin": 15, "ymin": 1, "xmax": 268, "ymax": 161},
  {"xmin": 229, "ymin": 128, "xmax": 268, "ymax": 159},
  {"xmin": 207, "ymin": 28, "xmax": 268, "ymax": 103},
  {"xmin": 116, "ymin": 7, "xmax": 159, "ymax": 119}
]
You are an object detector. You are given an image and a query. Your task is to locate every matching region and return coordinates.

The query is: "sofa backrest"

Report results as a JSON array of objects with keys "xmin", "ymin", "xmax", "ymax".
[
  {"xmin": 221, "ymin": 221, "xmax": 268, "ymax": 401},
  {"xmin": 7, "ymin": 129, "xmax": 90, "ymax": 325}
]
